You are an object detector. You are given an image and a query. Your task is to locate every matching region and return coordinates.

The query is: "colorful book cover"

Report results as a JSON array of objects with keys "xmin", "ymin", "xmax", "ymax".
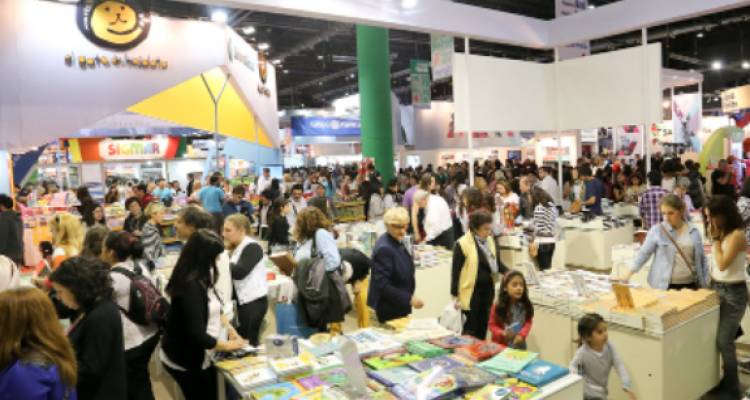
[
  {"xmin": 270, "ymin": 357, "xmax": 313, "ymax": 377},
  {"xmin": 296, "ymin": 375, "xmax": 326, "ymax": 390},
  {"xmin": 479, "ymin": 349, "xmax": 538, "ymax": 374},
  {"xmin": 405, "ymin": 341, "xmax": 449, "ymax": 358},
  {"xmin": 496, "ymin": 378, "xmax": 539, "ymax": 400},
  {"xmin": 466, "ymin": 385, "xmax": 513, "ymax": 400},
  {"xmin": 514, "ymin": 359, "xmax": 569, "ymax": 387},
  {"xmin": 289, "ymin": 386, "xmax": 349, "ymax": 400},
  {"xmin": 250, "ymin": 381, "xmax": 303, "ymax": 400},
  {"xmin": 390, "ymin": 367, "xmax": 460, "ymax": 400},
  {"xmin": 364, "ymin": 352, "xmax": 423, "ymax": 370},
  {"xmin": 449, "ymin": 365, "xmax": 498, "ymax": 390},
  {"xmin": 456, "ymin": 342, "xmax": 506, "ymax": 362},
  {"xmin": 368, "ymin": 366, "xmax": 419, "ymax": 387},
  {"xmin": 316, "ymin": 368, "xmax": 349, "ymax": 387},
  {"xmin": 408, "ymin": 355, "xmax": 464, "ymax": 372},
  {"xmin": 429, "ymin": 335, "xmax": 479, "ymax": 349}
]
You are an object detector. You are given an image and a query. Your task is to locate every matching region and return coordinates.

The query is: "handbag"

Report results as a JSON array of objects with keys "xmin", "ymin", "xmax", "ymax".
[{"xmin": 659, "ymin": 224, "xmax": 697, "ymax": 276}]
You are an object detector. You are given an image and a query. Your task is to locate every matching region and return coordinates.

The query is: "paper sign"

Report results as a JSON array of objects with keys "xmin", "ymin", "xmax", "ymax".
[{"xmin": 612, "ymin": 283, "xmax": 635, "ymax": 309}]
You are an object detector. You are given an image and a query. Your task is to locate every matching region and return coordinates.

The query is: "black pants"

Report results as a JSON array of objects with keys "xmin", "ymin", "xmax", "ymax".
[
  {"xmin": 462, "ymin": 281, "xmax": 494, "ymax": 340},
  {"xmin": 668, "ymin": 282, "xmax": 698, "ymax": 290},
  {"xmin": 429, "ymin": 228, "xmax": 455, "ymax": 250},
  {"xmin": 211, "ymin": 212, "xmax": 224, "ymax": 235},
  {"xmin": 125, "ymin": 334, "xmax": 160, "ymax": 400},
  {"xmin": 236, "ymin": 296, "xmax": 268, "ymax": 347},
  {"xmin": 164, "ymin": 364, "xmax": 217, "ymax": 400},
  {"xmin": 536, "ymin": 243, "xmax": 555, "ymax": 270}
]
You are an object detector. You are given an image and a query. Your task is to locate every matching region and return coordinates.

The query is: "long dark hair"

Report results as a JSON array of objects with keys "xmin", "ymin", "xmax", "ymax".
[
  {"xmin": 267, "ymin": 198, "xmax": 289, "ymax": 227},
  {"xmin": 49, "ymin": 257, "xmax": 113, "ymax": 312},
  {"xmin": 166, "ymin": 229, "xmax": 224, "ymax": 297},
  {"xmin": 530, "ymin": 186, "xmax": 554, "ymax": 209},
  {"xmin": 495, "ymin": 271, "xmax": 534, "ymax": 322},
  {"xmin": 706, "ymin": 195, "xmax": 744, "ymax": 240},
  {"xmin": 104, "ymin": 231, "xmax": 144, "ymax": 262}
]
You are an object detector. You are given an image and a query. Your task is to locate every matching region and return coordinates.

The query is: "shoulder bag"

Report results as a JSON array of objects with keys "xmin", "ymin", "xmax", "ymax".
[{"xmin": 659, "ymin": 224, "xmax": 696, "ymax": 276}]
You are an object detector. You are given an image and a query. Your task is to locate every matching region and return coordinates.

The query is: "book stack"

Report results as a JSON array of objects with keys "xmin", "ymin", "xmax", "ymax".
[
  {"xmin": 345, "ymin": 329, "xmax": 403, "ymax": 356},
  {"xmin": 289, "ymin": 386, "xmax": 350, "ymax": 400},
  {"xmin": 368, "ymin": 366, "xmax": 420, "ymax": 387},
  {"xmin": 270, "ymin": 357, "xmax": 313, "ymax": 378},
  {"xmin": 250, "ymin": 381, "xmax": 304, "ymax": 400},
  {"xmin": 390, "ymin": 366, "xmax": 461, "ymax": 400},
  {"xmin": 479, "ymin": 349, "xmax": 538, "ymax": 375},
  {"xmin": 449, "ymin": 366, "xmax": 498, "ymax": 391},
  {"xmin": 233, "ymin": 367, "xmax": 278, "ymax": 390},
  {"xmin": 514, "ymin": 359, "xmax": 569, "ymax": 387},
  {"xmin": 364, "ymin": 352, "xmax": 424, "ymax": 370},
  {"xmin": 408, "ymin": 355, "xmax": 464, "ymax": 372},
  {"xmin": 455, "ymin": 342, "xmax": 505, "ymax": 362},
  {"xmin": 429, "ymin": 335, "xmax": 479, "ymax": 349}
]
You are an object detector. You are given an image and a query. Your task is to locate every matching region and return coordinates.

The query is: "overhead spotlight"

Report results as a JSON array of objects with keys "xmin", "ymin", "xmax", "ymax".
[
  {"xmin": 283, "ymin": 69, "xmax": 289, "ymax": 74},
  {"xmin": 350, "ymin": 73, "xmax": 355, "ymax": 79},
  {"xmin": 318, "ymin": 82, "xmax": 323, "ymax": 86},
  {"xmin": 662, "ymin": 100, "xmax": 671, "ymax": 109},
  {"xmin": 241, "ymin": 26, "xmax": 256, "ymax": 35},
  {"xmin": 210, "ymin": 9, "xmax": 228, "ymax": 24},
  {"xmin": 401, "ymin": 0, "xmax": 418, "ymax": 9},
  {"xmin": 317, "ymin": 55, "xmax": 324, "ymax": 61},
  {"xmin": 743, "ymin": 61, "xmax": 750, "ymax": 70},
  {"xmin": 587, "ymin": 4, "xmax": 595, "ymax": 9},
  {"xmin": 712, "ymin": 60, "xmax": 723, "ymax": 70},
  {"xmin": 271, "ymin": 59, "xmax": 282, "ymax": 65},
  {"xmin": 258, "ymin": 43, "xmax": 270, "ymax": 51},
  {"xmin": 696, "ymin": 32, "xmax": 704, "ymax": 38},
  {"xmin": 714, "ymin": 97, "xmax": 720, "ymax": 102}
]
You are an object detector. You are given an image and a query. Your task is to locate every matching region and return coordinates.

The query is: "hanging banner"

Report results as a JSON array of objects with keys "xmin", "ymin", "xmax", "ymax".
[
  {"xmin": 721, "ymin": 85, "xmax": 750, "ymax": 114},
  {"xmin": 410, "ymin": 59, "xmax": 431, "ymax": 109},
  {"xmin": 291, "ymin": 116, "xmax": 361, "ymax": 137},
  {"xmin": 430, "ymin": 34, "xmax": 453, "ymax": 82},
  {"xmin": 672, "ymin": 93, "xmax": 702, "ymax": 152},
  {"xmin": 556, "ymin": 0, "xmax": 590, "ymax": 61}
]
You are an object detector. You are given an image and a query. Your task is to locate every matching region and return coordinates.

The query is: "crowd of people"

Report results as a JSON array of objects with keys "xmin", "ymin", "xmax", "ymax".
[{"xmin": 1, "ymin": 151, "xmax": 750, "ymax": 399}]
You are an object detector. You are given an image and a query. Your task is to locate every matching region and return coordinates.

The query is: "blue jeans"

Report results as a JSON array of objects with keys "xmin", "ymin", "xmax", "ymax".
[{"xmin": 713, "ymin": 282, "xmax": 747, "ymax": 396}]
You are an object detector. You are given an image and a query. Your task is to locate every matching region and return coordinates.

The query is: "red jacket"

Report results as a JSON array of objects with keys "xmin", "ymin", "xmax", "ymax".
[{"xmin": 488, "ymin": 304, "xmax": 533, "ymax": 346}]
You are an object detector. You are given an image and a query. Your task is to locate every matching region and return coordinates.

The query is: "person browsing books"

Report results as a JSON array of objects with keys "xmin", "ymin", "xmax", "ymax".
[{"xmin": 489, "ymin": 271, "xmax": 533, "ymax": 348}]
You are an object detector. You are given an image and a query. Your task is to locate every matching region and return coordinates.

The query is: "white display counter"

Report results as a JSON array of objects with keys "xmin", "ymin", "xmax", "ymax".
[{"xmin": 558, "ymin": 217, "xmax": 634, "ymax": 271}]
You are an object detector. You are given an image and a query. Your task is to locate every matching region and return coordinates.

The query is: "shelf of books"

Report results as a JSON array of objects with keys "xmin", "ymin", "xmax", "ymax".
[{"xmin": 214, "ymin": 324, "xmax": 583, "ymax": 400}]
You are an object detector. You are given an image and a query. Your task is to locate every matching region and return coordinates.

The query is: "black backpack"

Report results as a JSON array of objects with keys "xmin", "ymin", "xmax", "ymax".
[{"xmin": 113, "ymin": 264, "xmax": 170, "ymax": 326}]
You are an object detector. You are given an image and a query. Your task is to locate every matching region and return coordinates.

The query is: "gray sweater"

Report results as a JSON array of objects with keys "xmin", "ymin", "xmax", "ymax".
[{"xmin": 569, "ymin": 342, "xmax": 631, "ymax": 399}]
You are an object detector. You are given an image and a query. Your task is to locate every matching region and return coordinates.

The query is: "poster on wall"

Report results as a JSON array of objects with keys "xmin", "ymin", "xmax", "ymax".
[
  {"xmin": 614, "ymin": 125, "xmax": 643, "ymax": 157},
  {"xmin": 597, "ymin": 128, "xmax": 613, "ymax": 154},
  {"xmin": 430, "ymin": 34, "xmax": 453, "ymax": 82},
  {"xmin": 410, "ymin": 60, "xmax": 432, "ymax": 108},
  {"xmin": 555, "ymin": 0, "xmax": 590, "ymax": 60},
  {"xmin": 672, "ymin": 93, "xmax": 702, "ymax": 152}
]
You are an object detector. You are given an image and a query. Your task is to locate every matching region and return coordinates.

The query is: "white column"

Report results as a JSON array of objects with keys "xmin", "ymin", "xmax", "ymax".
[
  {"xmin": 642, "ymin": 28, "xmax": 651, "ymax": 175},
  {"xmin": 464, "ymin": 37, "xmax": 474, "ymax": 186},
  {"xmin": 554, "ymin": 48, "xmax": 563, "ymax": 204}
]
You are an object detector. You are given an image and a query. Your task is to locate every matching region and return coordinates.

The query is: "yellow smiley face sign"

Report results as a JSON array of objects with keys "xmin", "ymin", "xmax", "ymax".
[{"xmin": 77, "ymin": 0, "xmax": 151, "ymax": 50}]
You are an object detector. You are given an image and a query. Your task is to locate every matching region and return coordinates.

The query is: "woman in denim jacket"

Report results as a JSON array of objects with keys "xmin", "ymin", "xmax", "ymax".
[{"xmin": 622, "ymin": 194, "xmax": 708, "ymax": 290}]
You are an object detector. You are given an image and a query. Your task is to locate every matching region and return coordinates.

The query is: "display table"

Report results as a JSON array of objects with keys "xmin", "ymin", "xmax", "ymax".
[{"xmin": 557, "ymin": 216, "xmax": 634, "ymax": 271}]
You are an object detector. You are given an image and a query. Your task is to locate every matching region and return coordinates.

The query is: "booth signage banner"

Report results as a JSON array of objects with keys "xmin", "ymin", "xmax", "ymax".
[
  {"xmin": 291, "ymin": 116, "xmax": 361, "ymax": 137},
  {"xmin": 410, "ymin": 59, "xmax": 431, "ymax": 108},
  {"xmin": 555, "ymin": 0, "xmax": 590, "ymax": 61},
  {"xmin": 77, "ymin": 0, "xmax": 152, "ymax": 50},
  {"xmin": 430, "ymin": 34, "xmax": 453, "ymax": 82},
  {"xmin": 99, "ymin": 138, "xmax": 169, "ymax": 160},
  {"xmin": 721, "ymin": 85, "xmax": 750, "ymax": 114},
  {"xmin": 672, "ymin": 93, "xmax": 702, "ymax": 152}
]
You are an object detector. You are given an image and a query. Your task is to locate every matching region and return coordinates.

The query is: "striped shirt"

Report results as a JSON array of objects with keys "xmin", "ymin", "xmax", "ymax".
[
  {"xmin": 639, "ymin": 186, "xmax": 669, "ymax": 230},
  {"xmin": 141, "ymin": 222, "xmax": 165, "ymax": 261},
  {"xmin": 533, "ymin": 202, "xmax": 558, "ymax": 242}
]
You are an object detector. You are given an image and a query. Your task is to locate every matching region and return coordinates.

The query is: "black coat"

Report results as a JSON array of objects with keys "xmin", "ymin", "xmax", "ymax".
[
  {"xmin": 0, "ymin": 210, "xmax": 23, "ymax": 265},
  {"xmin": 68, "ymin": 300, "xmax": 126, "ymax": 400},
  {"xmin": 161, "ymin": 281, "xmax": 218, "ymax": 371},
  {"xmin": 367, "ymin": 234, "xmax": 415, "ymax": 323}
]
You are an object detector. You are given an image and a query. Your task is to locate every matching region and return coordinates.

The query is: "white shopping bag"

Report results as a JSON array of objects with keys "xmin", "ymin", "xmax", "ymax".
[{"xmin": 438, "ymin": 302, "xmax": 465, "ymax": 334}]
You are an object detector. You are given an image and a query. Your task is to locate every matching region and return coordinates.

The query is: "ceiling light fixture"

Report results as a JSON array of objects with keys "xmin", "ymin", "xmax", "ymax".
[
  {"xmin": 283, "ymin": 69, "xmax": 289, "ymax": 74},
  {"xmin": 210, "ymin": 10, "xmax": 228, "ymax": 24},
  {"xmin": 241, "ymin": 26, "xmax": 256, "ymax": 35},
  {"xmin": 696, "ymin": 32, "xmax": 704, "ymax": 38},
  {"xmin": 662, "ymin": 100, "xmax": 671, "ymax": 109},
  {"xmin": 258, "ymin": 43, "xmax": 270, "ymax": 51},
  {"xmin": 401, "ymin": 0, "xmax": 418, "ymax": 9},
  {"xmin": 271, "ymin": 59, "xmax": 282, "ymax": 65},
  {"xmin": 743, "ymin": 61, "xmax": 750, "ymax": 70},
  {"xmin": 587, "ymin": 5, "xmax": 595, "ymax": 9},
  {"xmin": 712, "ymin": 60, "xmax": 723, "ymax": 70},
  {"xmin": 317, "ymin": 55, "xmax": 324, "ymax": 61}
]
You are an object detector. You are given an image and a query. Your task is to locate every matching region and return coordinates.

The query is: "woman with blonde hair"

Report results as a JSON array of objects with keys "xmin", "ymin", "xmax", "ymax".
[
  {"xmin": 49, "ymin": 213, "xmax": 84, "ymax": 269},
  {"xmin": 0, "ymin": 287, "xmax": 77, "ymax": 400},
  {"xmin": 223, "ymin": 214, "xmax": 267, "ymax": 345},
  {"xmin": 141, "ymin": 202, "xmax": 166, "ymax": 263}
]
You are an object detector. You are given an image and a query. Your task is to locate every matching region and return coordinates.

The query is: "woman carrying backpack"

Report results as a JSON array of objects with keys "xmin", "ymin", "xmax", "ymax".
[{"xmin": 101, "ymin": 231, "xmax": 161, "ymax": 400}]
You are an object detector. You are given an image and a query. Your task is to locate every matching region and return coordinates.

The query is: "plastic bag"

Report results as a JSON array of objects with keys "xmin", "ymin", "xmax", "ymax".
[
  {"xmin": 274, "ymin": 302, "xmax": 317, "ymax": 338},
  {"xmin": 438, "ymin": 302, "xmax": 465, "ymax": 334}
]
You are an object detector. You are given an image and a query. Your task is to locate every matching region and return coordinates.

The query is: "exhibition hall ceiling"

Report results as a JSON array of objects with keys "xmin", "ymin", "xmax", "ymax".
[{"xmin": 142, "ymin": 0, "xmax": 750, "ymax": 111}]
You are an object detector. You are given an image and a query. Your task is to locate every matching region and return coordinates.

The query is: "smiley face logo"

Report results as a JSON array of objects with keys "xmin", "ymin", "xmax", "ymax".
[{"xmin": 77, "ymin": 0, "xmax": 151, "ymax": 50}]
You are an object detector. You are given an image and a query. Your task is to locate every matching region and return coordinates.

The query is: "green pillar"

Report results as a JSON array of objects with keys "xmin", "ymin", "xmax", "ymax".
[{"xmin": 356, "ymin": 25, "xmax": 394, "ymax": 183}]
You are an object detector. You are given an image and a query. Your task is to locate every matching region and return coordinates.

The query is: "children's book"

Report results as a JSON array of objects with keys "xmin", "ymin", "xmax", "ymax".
[
  {"xmin": 496, "ymin": 378, "xmax": 539, "ymax": 400},
  {"xmin": 368, "ymin": 366, "xmax": 419, "ymax": 387},
  {"xmin": 514, "ymin": 359, "xmax": 569, "ymax": 387},
  {"xmin": 364, "ymin": 352, "xmax": 423, "ymax": 370},
  {"xmin": 296, "ymin": 375, "xmax": 326, "ymax": 390},
  {"xmin": 479, "ymin": 349, "xmax": 538, "ymax": 375},
  {"xmin": 316, "ymin": 368, "xmax": 349, "ymax": 387},
  {"xmin": 233, "ymin": 367, "xmax": 277, "ymax": 390},
  {"xmin": 270, "ymin": 357, "xmax": 313, "ymax": 377},
  {"xmin": 408, "ymin": 355, "xmax": 464, "ymax": 372},
  {"xmin": 429, "ymin": 335, "xmax": 479, "ymax": 349},
  {"xmin": 466, "ymin": 385, "xmax": 513, "ymax": 400},
  {"xmin": 406, "ymin": 341, "xmax": 449, "ymax": 358},
  {"xmin": 390, "ymin": 367, "xmax": 460, "ymax": 400},
  {"xmin": 289, "ymin": 386, "xmax": 349, "ymax": 400},
  {"xmin": 455, "ymin": 342, "xmax": 506, "ymax": 362},
  {"xmin": 250, "ymin": 381, "xmax": 303, "ymax": 400},
  {"xmin": 449, "ymin": 365, "xmax": 498, "ymax": 390}
]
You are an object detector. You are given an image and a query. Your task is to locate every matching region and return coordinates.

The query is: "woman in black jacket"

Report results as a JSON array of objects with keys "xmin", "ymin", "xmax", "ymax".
[
  {"xmin": 123, "ymin": 197, "xmax": 147, "ymax": 234},
  {"xmin": 49, "ymin": 257, "xmax": 126, "ymax": 400},
  {"xmin": 161, "ymin": 229, "xmax": 247, "ymax": 400},
  {"xmin": 266, "ymin": 198, "xmax": 291, "ymax": 252}
]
